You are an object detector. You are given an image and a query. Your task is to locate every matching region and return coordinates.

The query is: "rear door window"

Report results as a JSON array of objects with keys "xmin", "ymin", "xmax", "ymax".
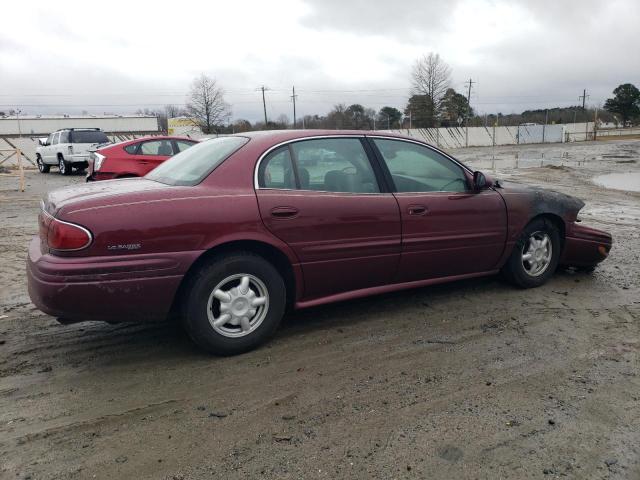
[
  {"xmin": 124, "ymin": 143, "xmax": 139, "ymax": 154},
  {"xmin": 258, "ymin": 147, "xmax": 296, "ymax": 189},
  {"xmin": 289, "ymin": 138, "xmax": 380, "ymax": 193},
  {"xmin": 139, "ymin": 140, "xmax": 174, "ymax": 156}
]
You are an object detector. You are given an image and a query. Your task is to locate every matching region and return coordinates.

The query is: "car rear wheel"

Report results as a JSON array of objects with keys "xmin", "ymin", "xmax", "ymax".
[
  {"xmin": 58, "ymin": 156, "xmax": 72, "ymax": 176},
  {"xmin": 181, "ymin": 252, "xmax": 286, "ymax": 355},
  {"xmin": 36, "ymin": 155, "xmax": 50, "ymax": 173},
  {"xmin": 502, "ymin": 218, "xmax": 561, "ymax": 288}
]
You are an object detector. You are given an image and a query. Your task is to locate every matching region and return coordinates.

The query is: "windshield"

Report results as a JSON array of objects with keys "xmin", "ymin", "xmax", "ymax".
[
  {"xmin": 146, "ymin": 136, "xmax": 249, "ymax": 186},
  {"xmin": 70, "ymin": 130, "xmax": 109, "ymax": 144}
]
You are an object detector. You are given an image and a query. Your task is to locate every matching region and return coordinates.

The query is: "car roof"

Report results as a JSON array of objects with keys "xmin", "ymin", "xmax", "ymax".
[
  {"xmin": 224, "ymin": 129, "xmax": 418, "ymax": 145},
  {"xmin": 98, "ymin": 135, "xmax": 197, "ymax": 151}
]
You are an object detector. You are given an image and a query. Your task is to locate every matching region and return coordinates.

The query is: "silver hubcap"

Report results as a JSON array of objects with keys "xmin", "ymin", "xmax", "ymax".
[
  {"xmin": 37, "ymin": 157, "xmax": 43, "ymax": 171},
  {"xmin": 206, "ymin": 274, "xmax": 269, "ymax": 338},
  {"xmin": 59, "ymin": 159, "xmax": 65, "ymax": 173},
  {"xmin": 522, "ymin": 231, "xmax": 552, "ymax": 277}
]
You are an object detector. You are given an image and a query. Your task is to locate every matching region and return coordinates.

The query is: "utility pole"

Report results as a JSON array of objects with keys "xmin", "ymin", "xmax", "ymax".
[
  {"xmin": 260, "ymin": 86, "xmax": 269, "ymax": 127},
  {"xmin": 464, "ymin": 78, "xmax": 474, "ymax": 147},
  {"xmin": 290, "ymin": 86, "xmax": 298, "ymax": 128},
  {"xmin": 16, "ymin": 108, "xmax": 22, "ymax": 137},
  {"xmin": 579, "ymin": 89, "xmax": 589, "ymax": 110}
]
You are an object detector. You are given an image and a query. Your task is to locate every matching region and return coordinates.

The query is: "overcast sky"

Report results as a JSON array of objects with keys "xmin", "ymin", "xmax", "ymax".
[{"xmin": 1, "ymin": 0, "xmax": 638, "ymax": 122}]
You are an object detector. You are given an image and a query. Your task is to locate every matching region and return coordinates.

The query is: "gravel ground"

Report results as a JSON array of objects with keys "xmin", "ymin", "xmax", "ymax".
[{"xmin": 0, "ymin": 139, "xmax": 638, "ymax": 480}]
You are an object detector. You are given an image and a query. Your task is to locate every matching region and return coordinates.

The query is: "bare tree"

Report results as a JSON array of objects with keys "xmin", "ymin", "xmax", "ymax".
[
  {"xmin": 411, "ymin": 53, "xmax": 452, "ymax": 126},
  {"xmin": 186, "ymin": 74, "xmax": 230, "ymax": 134},
  {"xmin": 164, "ymin": 104, "xmax": 187, "ymax": 118}
]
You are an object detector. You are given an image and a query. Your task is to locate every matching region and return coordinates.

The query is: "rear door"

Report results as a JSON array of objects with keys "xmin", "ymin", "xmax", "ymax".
[
  {"xmin": 370, "ymin": 137, "xmax": 507, "ymax": 281},
  {"xmin": 255, "ymin": 137, "xmax": 401, "ymax": 299},
  {"xmin": 131, "ymin": 139, "xmax": 174, "ymax": 174}
]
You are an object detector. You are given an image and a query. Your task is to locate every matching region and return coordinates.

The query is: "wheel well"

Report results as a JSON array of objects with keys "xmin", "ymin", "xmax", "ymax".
[
  {"xmin": 530, "ymin": 213, "xmax": 566, "ymax": 249},
  {"xmin": 57, "ymin": 153, "xmax": 64, "ymax": 160},
  {"xmin": 169, "ymin": 240, "xmax": 296, "ymax": 320}
]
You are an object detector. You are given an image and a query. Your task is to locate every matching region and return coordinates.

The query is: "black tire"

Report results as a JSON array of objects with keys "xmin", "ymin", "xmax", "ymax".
[
  {"xmin": 181, "ymin": 251, "xmax": 286, "ymax": 355},
  {"xmin": 36, "ymin": 155, "xmax": 50, "ymax": 173},
  {"xmin": 58, "ymin": 156, "xmax": 72, "ymax": 176},
  {"xmin": 501, "ymin": 217, "xmax": 561, "ymax": 288}
]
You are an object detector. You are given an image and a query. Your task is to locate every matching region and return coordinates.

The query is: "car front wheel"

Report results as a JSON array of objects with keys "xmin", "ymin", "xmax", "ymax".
[
  {"xmin": 36, "ymin": 155, "xmax": 50, "ymax": 173},
  {"xmin": 502, "ymin": 217, "xmax": 561, "ymax": 288},
  {"xmin": 58, "ymin": 157, "xmax": 72, "ymax": 176},
  {"xmin": 182, "ymin": 252, "xmax": 286, "ymax": 355}
]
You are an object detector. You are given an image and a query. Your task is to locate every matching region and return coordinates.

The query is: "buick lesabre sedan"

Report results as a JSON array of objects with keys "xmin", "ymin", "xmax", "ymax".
[{"xmin": 27, "ymin": 131, "xmax": 612, "ymax": 355}]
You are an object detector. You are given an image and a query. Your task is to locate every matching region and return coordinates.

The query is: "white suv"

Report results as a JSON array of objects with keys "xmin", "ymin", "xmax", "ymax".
[{"xmin": 36, "ymin": 128, "xmax": 110, "ymax": 175}]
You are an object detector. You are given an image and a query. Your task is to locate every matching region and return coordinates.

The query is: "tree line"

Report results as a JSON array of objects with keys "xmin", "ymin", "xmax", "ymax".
[{"xmin": 146, "ymin": 54, "xmax": 640, "ymax": 133}]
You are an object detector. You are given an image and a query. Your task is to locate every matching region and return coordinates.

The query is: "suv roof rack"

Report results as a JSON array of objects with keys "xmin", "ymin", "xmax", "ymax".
[{"xmin": 54, "ymin": 127, "xmax": 102, "ymax": 132}]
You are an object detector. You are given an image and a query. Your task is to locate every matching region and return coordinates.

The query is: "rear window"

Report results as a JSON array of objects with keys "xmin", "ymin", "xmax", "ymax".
[
  {"xmin": 146, "ymin": 136, "xmax": 248, "ymax": 186},
  {"xmin": 70, "ymin": 130, "xmax": 109, "ymax": 144}
]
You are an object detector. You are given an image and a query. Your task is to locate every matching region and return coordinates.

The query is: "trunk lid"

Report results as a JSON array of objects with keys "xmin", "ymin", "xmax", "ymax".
[{"xmin": 44, "ymin": 178, "xmax": 168, "ymax": 216}]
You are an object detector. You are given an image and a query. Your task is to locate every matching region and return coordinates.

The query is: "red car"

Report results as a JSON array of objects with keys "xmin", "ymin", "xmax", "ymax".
[
  {"xmin": 87, "ymin": 136, "xmax": 198, "ymax": 181},
  {"xmin": 27, "ymin": 131, "xmax": 612, "ymax": 355}
]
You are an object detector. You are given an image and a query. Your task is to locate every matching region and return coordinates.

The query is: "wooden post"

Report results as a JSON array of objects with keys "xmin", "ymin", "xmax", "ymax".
[{"xmin": 16, "ymin": 148, "xmax": 25, "ymax": 192}]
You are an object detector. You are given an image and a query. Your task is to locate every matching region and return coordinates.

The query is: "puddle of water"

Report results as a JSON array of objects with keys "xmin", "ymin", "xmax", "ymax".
[{"xmin": 593, "ymin": 172, "xmax": 640, "ymax": 192}]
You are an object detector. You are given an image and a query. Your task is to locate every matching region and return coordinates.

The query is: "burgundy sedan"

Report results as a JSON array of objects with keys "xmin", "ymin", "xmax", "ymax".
[
  {"xmin": 87, "ymin": 136, "xmax": 197, "ymax": 181},
  {"xmin": 27, "ymin": 131, "xmax": 612, "ymax": 355}
]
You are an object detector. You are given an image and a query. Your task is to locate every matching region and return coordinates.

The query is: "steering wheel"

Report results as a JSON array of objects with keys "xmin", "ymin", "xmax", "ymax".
[{"xmin": 342, "ymin": 166, "xmax": 357, "ymax": 174}]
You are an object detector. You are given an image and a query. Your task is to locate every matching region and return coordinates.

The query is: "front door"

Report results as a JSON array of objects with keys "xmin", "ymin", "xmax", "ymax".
[
  {"xmin": 255, "ymin": 137, "xmax": 401, "ymax": 299},
  {"xmin": 370, "ymin": 137, "xmax": 507, "ymax": 281}
]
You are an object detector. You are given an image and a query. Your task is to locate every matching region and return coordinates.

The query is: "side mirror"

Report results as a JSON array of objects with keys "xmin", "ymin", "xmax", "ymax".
[
  {"xmin": 473, "ymin": 171, "xmax": 488, "ymax": 191},
  {"xmin": 38, "ymin": 138, "xmax": 48, "ymax": 146}
]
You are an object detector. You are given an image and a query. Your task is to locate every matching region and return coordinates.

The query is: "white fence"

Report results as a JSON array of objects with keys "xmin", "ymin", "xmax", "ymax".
[{"xmin": 388, "ymin": 124, "xmax": 583, "ymax": 149}]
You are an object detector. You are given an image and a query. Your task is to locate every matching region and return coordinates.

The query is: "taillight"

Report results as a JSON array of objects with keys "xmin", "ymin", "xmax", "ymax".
[
  {"xmin": 40, "ymin": 210, "xmax": 92, "ymax": 252},
  {"xmin": 93, "ymin": 152, "xmax": 105, "ymax": 171}
]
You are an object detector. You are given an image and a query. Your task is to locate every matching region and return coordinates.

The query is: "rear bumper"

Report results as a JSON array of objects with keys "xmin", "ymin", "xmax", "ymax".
[
  {"xmin": 27, "ymin": 238, "xmax": 201, "ymax": 322},
  {"xmin": 560, "ymin": 223, "xmax": 613, "ymax": 267}
]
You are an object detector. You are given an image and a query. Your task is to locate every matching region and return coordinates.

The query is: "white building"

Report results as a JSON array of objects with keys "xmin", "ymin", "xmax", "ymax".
[{"xmin": 0, "ymin": 115, "xmax": 160, "ymax": 136}]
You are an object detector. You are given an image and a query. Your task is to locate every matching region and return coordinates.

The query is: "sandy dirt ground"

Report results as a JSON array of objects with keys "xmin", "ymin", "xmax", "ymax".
[{"xmin": 0, "ymin": 139, "xmax": 638, "ymax": 479}]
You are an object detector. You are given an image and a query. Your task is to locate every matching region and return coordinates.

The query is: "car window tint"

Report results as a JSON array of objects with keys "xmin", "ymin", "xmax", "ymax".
[
  {"xmin": 289, "ymin": 138, "xmax": 379, "ymax": 193},
  {"xmin": 259, "ymin": 147, "xmax": 296, "ymax": 189},
  {"xmin": 373, "ymin": 139, "xmax": 468, "ymax": 193},
  {"xmin": 140, "ymin": 140, "xmax": 174, "ymax": 156},
  {"xmin": 124, "ymin": 143, "xmax": 138, "ymax": 154},
  {"xmin": 59, "ymin": 131, "xmax": 70, "ymax": 143},
  {"xmin": 175, "ymin": 140, "xmax": 197, "ymax": 153}
]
